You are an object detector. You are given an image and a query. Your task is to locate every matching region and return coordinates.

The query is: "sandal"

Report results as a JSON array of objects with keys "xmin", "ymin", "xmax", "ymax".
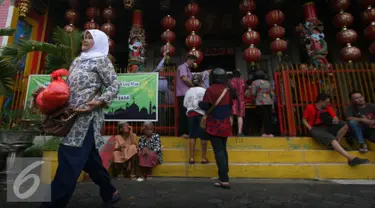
[
  {"xmin": 189, "ymin": 158, "xmax": 195, "ymax": 164},
  {"xmin": 112, "ymin": 190, "xmax": 121, "ymax": 203},
  {"xmin": 359, "ymin": 144, "xmax": 368, "ymax": 153},
  {"xmin": 214, "ymin": 181, "xmax": 231, "ymax": 189},
  {"xmin": 201, "ymin": 159, "xmax": 209, "ymax": 164}
]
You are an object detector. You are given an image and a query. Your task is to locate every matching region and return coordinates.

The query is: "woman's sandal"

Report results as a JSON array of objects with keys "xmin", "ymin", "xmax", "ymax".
[
  {"xmin": 359, "ymin": 144, "xmax": 368, "ymax": 153},
  {"xmin": 214, "ymin": 181, "xmax": 231, "ymax": 189},
  {"xmin": 189, "ymin": 158, "xmax": 195, "ymax": 164},
  {"xmin": 201, "ymin": 159, "xmax": 209, "ymax": 164},
  {"xmin": 112, "ymin": 190, "xmax": 121, "ymax": 203}
]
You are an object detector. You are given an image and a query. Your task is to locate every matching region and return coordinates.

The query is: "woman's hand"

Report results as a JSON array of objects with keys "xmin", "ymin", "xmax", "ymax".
[{"xmin": 74, "ymin": 100, "xmax": 104, "ymax": 113}]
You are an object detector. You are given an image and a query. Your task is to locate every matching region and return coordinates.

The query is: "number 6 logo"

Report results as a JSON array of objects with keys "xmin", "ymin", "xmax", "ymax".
[{"xmin": 13, "ymin": 161, "xmax": 45, "ymax": 200}]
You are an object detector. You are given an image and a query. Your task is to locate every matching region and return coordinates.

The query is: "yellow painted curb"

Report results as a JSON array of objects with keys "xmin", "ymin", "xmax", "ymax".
[{"xmin": 40, "ymin": 151, "xmax": 85, "ymax": 184}]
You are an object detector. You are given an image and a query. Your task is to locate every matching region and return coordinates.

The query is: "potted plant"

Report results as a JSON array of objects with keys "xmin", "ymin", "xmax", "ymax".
[{"xmin": 40, "ymin": 136, "xmax": 85, "ymax": 184}]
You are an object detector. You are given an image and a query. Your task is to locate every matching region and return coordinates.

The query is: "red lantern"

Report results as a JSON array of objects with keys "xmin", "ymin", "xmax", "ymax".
[
  {"xmin": 103, "ymin": 6, "xmax": 116, "ymax": 22},
  {"xmin": 364, "ymin": 24, "xmax": 375, "ymax": 40},
  {"xmin": 84, "ymin": 20, "xmax": 99, "ymax": 30},
  {"xmin": 332, "ymin": 0, "xmax": 350, "ymax": 12},
  {"xmin": 65, "ymin": 9, "xmax": 78, "ymax": 24},
  {"xmin": 270, "ymin": 39, "xmax": 288, "ymax": 55},
  {"xmin": 161, "ymin": 43, "xmax": 176, "ymax": 56},
  {"xmin": 185, "ymin": 32, "xmax": 202, "ymax": 49},
  {"xmin": 369, "ymin": 41, "xmax": 375, "ymax": 55},
  {"xmin": 100, "ymin": 23, "xmax": 116, "ymax": 38},
  {"xmin": 186, "ymin": 49, "xmax": 204, "ymax": 65},
  {"xmin": 161, "ymin": 15, "xmax": 176, "ymax": 30},
  {"xmin": 239, "ymin": 0, "xmax": 256, "ymax": 13},
  {"xmin": 242, "ymin": 12, "xmax": 259, "ymax": 29},
  {"xmin": 243, "ymin": 46, "xmax": 261, "ymax": 63},
  {"xmin": 86, "ymin": 7, "xmax": 100, "ymax": 20},
  {"xmin": 269, "ymin": 25, "xmax": 285, "ymax": 39},
  {"xmin": 109, "ymin": 39, "xmax": 115, "ymax": 53},
  {"xmin": 362, "ymin": 8, "xmax": 375, "ymax": 24},
  {"xmin": 64, "ymin": 24, "xmax": 75, "ymax": 33},
  {"xmin": 242, "ymin": 30, "xmax": 260, "ymax": 46},
  {"xmin": 185, "ymin": 16, "xmax": 201, "ymax": 33},
  {"xmin": 340, "ymin": 46, "xmax": 361, "ymax": 62},
  {"xmin": 333, "ymin": 12, "xmax": 354, "ymax": 28},
  {"xmin": 265, "ymin": 10, "xmax": 285, "ymax": 26},
  {"xmin": 161, "ymin": 30, "xmax": 176, "ymax": 43},
  {"xmin": 295, "ymin": 24, "xmax": 304, "ymax": 34},
  {"xmin": 185, "ymin": 2, "xmax": 200, "ymax": 16},
  {"xmin": 337, "ymin": 29, "xmax": 358, "ymax": 44}
]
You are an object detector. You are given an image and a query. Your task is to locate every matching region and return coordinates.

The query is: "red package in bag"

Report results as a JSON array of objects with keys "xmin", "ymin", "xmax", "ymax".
[{"xmin": 36, "ymin": 69, "xmax": 70, "ymax": 114}]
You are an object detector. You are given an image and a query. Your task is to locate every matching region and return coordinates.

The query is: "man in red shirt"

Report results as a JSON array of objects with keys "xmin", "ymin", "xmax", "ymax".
[{"xmin": 302, "ymin": 94, "xmax": 369, "ymax": 166}]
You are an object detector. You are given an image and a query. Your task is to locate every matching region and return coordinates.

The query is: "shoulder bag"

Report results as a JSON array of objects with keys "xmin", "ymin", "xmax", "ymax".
[{"xmin": 200, "ymin": 88, "xmax": 228, "ymax": 129}]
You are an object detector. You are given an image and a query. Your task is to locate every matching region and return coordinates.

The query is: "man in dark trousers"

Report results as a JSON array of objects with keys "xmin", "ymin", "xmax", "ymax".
[{"xmin": 176, "ymin": 55, "xmax": 196, "ymax": 137}]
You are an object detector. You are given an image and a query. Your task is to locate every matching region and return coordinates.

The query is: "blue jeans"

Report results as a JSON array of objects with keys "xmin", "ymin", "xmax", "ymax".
[{"xmin": 348, "ymin": 120, "xmax": 365, "ymax": 144}]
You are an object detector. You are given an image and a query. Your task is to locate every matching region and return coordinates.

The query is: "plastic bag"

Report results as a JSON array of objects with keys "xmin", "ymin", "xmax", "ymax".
[{"xmin": 35, "ymin": 69, "xmax": 70, "ymax": 114}]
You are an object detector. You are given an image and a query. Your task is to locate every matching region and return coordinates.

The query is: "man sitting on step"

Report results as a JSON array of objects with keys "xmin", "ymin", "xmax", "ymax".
[
  {"xmin": 302, "ymin": 93, "xmax": 369, "ymax": 167},
  {"xmin": 346, "ymin": 91, "xmax": 375, "ymax": 153}
]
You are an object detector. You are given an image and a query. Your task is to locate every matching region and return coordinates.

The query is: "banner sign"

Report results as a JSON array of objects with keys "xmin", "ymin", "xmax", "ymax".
[{"xmin": 24, "ymin": 73, "xmax": 159, "ymax": 122}]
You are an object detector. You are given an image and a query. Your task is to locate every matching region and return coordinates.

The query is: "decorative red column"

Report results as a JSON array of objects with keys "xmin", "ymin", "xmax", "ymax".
[
  {"xmin": 128, "ymin": 10, "xmax": 147, "ymax": 73},
  {"xmin": 161, "ymin": 15, "xmax": 176, "ymax": 61},
  {"xmin": 240, "ymin": 0, "xmax": 261, "ymax": 66},
  {"xmin": 101, "ymin": 3, "xmax": 116, "ymax": 63},
  {"xmin": 185, "ymin": 2, "xmax": 203, "ymax": 66},
  {"xmin": 266, "ymin": 10, "xmax": 287, "ymax": 60},
  {"xmin": 332, "ymin": 0, "xmax": 361, "ymax": 62},
  {"xmin": 361, "ymin": 0, "xmax": 375, "ymax": 55}
]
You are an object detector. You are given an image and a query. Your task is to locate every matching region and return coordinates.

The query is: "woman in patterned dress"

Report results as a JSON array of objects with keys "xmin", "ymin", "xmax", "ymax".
[
  {"xmin": 252, "ymin": 70, "xmax": 274, "ymax": 137},
  {"xmin": 230, "ymin": 69, "xmax": 246, "ymax": 136},
  {"xmin": 41, "ymin": 30, "xmax": 121, "ymax": 208},
  {"xmin": 138, "ymin": 122, "xmax": 163, "ymax": 179}
]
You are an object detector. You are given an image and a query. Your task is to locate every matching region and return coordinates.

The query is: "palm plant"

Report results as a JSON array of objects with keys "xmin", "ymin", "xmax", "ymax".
[{"xmin": 0, "ymin": 28, "xmax": 16, "ymax": 96}]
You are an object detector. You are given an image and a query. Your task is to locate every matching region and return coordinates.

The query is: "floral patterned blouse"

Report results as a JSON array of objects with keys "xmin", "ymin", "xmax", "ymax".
[
  {"xmin": 138, "ymin": 133, "xmax": 163, "ymax": 164},
  {"xmin": 251, "ymin": 79, "xmax": 273, "ymax": 106},
  {"xmin": 62, "ymin": 56, "xmax": 120, "ymax": 149}
]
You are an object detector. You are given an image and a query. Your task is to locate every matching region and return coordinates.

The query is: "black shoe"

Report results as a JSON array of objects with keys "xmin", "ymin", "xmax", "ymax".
[{"xmin": 348, "ymin": 157, "xmax": 370, "ymax": 167}]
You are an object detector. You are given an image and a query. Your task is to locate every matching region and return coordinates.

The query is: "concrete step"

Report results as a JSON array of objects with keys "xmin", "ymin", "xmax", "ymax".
[
  {"xmin": 158, "ymin": 136, "xmax": 372, "ymax": 150},
  {"xmin": 152, "ymin": 163, "xmax": 375, "ymax": 179},
  {"xmin": 162, "ymin": 149, "xmax": 375, "ymax": 163}
]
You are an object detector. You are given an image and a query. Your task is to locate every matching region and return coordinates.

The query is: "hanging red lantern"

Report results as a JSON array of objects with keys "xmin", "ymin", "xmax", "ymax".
[
  {"xmin": 185, "ymin": 16, "xmax": 201, "ymax": 33},
  {"xmin": 362, "ymin": 7, "xmax": 375, "ymax": 24},
  {"xmin": 333, "ymin": 12, "xmax": 354, "ymax": 28},
  {"xmin": 100, "ymin": 23, "xmax": 116, "ymax": 38},
  {"xmin": 161, "ymin": 43, "xmax": 176, "ymax": 56},
  {"xmin": 185, "ymin": 2, "xmax": 200, "ymax": 16},
  {"xmin": 364, "ymin": 24, "xmax": 375, "ymax": 40},
  {"xmin": 242, "ymin": 29, "xmax": 260, "ymax": 46},
  {"xmin": 103, "ymin": 6, "xmax": 116, "ymax": 22},
  {"xmin": 64, "ymin": 24, "xmax": 76, "ymax": 33},
  {"xmin": 369, "ymin": 41, "xmax": 375, "ymax": 55},
  {"xmin": 340, "ymin": 46, "xmax": 362, "ymax": 62},
  {"xmin": 239, "ymin": 0, "xmax": 256, "ymax": 13},
  {"xmin": 295, "ymin": 24, "xmax": 304, "ymax": 34},
  {"xmin": 242, "ymin": 12, "xmax": 259, "ymax": 29},
  {"xmin": 186, "ymin": 49, "xmax": 204, "ymax": 65},
  {"xmin": 268, "ymin": 25, "xmax": 285, "ymax": 39},
  {"xmin": 109, "ymin": 39, "xmax": 115, "ymax": 53},
  {"xmin": 243, "ymin": 46, "xmax": 261, "ymax": 63},
  {"xmin": 84, "ymin": 20, "xmax": 99, "ymax": 30},
  {"xmin": 161, "ymin": 15, "xmax": 176, "ymax": 30},
  {"xmin": 337, "ymin": 29, "xmax": 358, "ymax": 45},
  {"xmin": 65, "ymin": 9, "xmax": 78, "ymax": 24},
  {"xmin": 265, "ymin": 10, "xmax": 285, "ymax": 26},
  {"xmin": 185, "ymin": 32, "xmax": 202, "ymax": 49},
  {"xmin": 86, "ymin": 7, "xmax": 100, "ymax": 20},
  {"xmin": 161, "ymin": 29, "xmax": 176, "ymax": 43},
  {"xmin": 270, "ymin": 39, "xmax": 288, "ymax": 55},
  {"xmin": 332, "ymin": 0, "xmax": 350, "ymax": 12}
]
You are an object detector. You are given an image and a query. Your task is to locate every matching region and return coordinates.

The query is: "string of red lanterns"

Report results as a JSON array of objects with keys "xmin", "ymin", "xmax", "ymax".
[
  {"xmin": 64, "ymin": 8, "xmax": 78, "ymax": 33},
  {"xmin": 84, "ymin": 6, "xmax": 100, "ymax": 31},
  {"xmin": 185, "ymin": 2, "xmax": 203, "ymax": 65},
  {"xmin": 266, "ymin": 9, "xmax": 287, "ymax": 60},
  {"xmin": 360, "ymin": 0, "xmax": 375, "ymax": 55},
  {"xmin": 332, "ymin": 0, "xmax": 361, "ymax": 62},
  {"xmin": 161, "ymin": 15, "xmax": 176, "ymax": 58},
  {"xmin": 101, "ymin": 3, "xmax": 116, "ymax": 63},
  {"xmin": 240, "ymin": 0, "xmax": 261, "ymax": 66}
]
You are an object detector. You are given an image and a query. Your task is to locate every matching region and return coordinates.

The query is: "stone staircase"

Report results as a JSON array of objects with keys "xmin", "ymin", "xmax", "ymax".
[{"xmin": 150, "ymin": 137, "xmax": 375, "ymax": 179}]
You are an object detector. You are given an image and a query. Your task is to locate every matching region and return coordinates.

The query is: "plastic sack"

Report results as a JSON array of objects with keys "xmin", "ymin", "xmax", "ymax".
[{"xmin": 36, "ymin": 69, "xmax": 70, "ymax": 114}]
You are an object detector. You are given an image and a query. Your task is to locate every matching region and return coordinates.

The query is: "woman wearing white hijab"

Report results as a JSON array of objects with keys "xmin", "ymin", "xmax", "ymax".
[{"xmin": 41, "ymin": 30, "xmax": 121, "ymax": 208}]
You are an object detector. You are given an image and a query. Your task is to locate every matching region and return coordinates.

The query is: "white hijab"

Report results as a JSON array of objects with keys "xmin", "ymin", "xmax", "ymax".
[{"xmin": 79, "ymin": 29, "xmax": 109, "ymax": 61}]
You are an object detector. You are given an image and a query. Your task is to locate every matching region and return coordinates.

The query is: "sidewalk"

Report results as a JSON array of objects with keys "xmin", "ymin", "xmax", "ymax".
[{"xmin": 1, "ymin": 178, "xmax": 375, "ymax": 208}]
